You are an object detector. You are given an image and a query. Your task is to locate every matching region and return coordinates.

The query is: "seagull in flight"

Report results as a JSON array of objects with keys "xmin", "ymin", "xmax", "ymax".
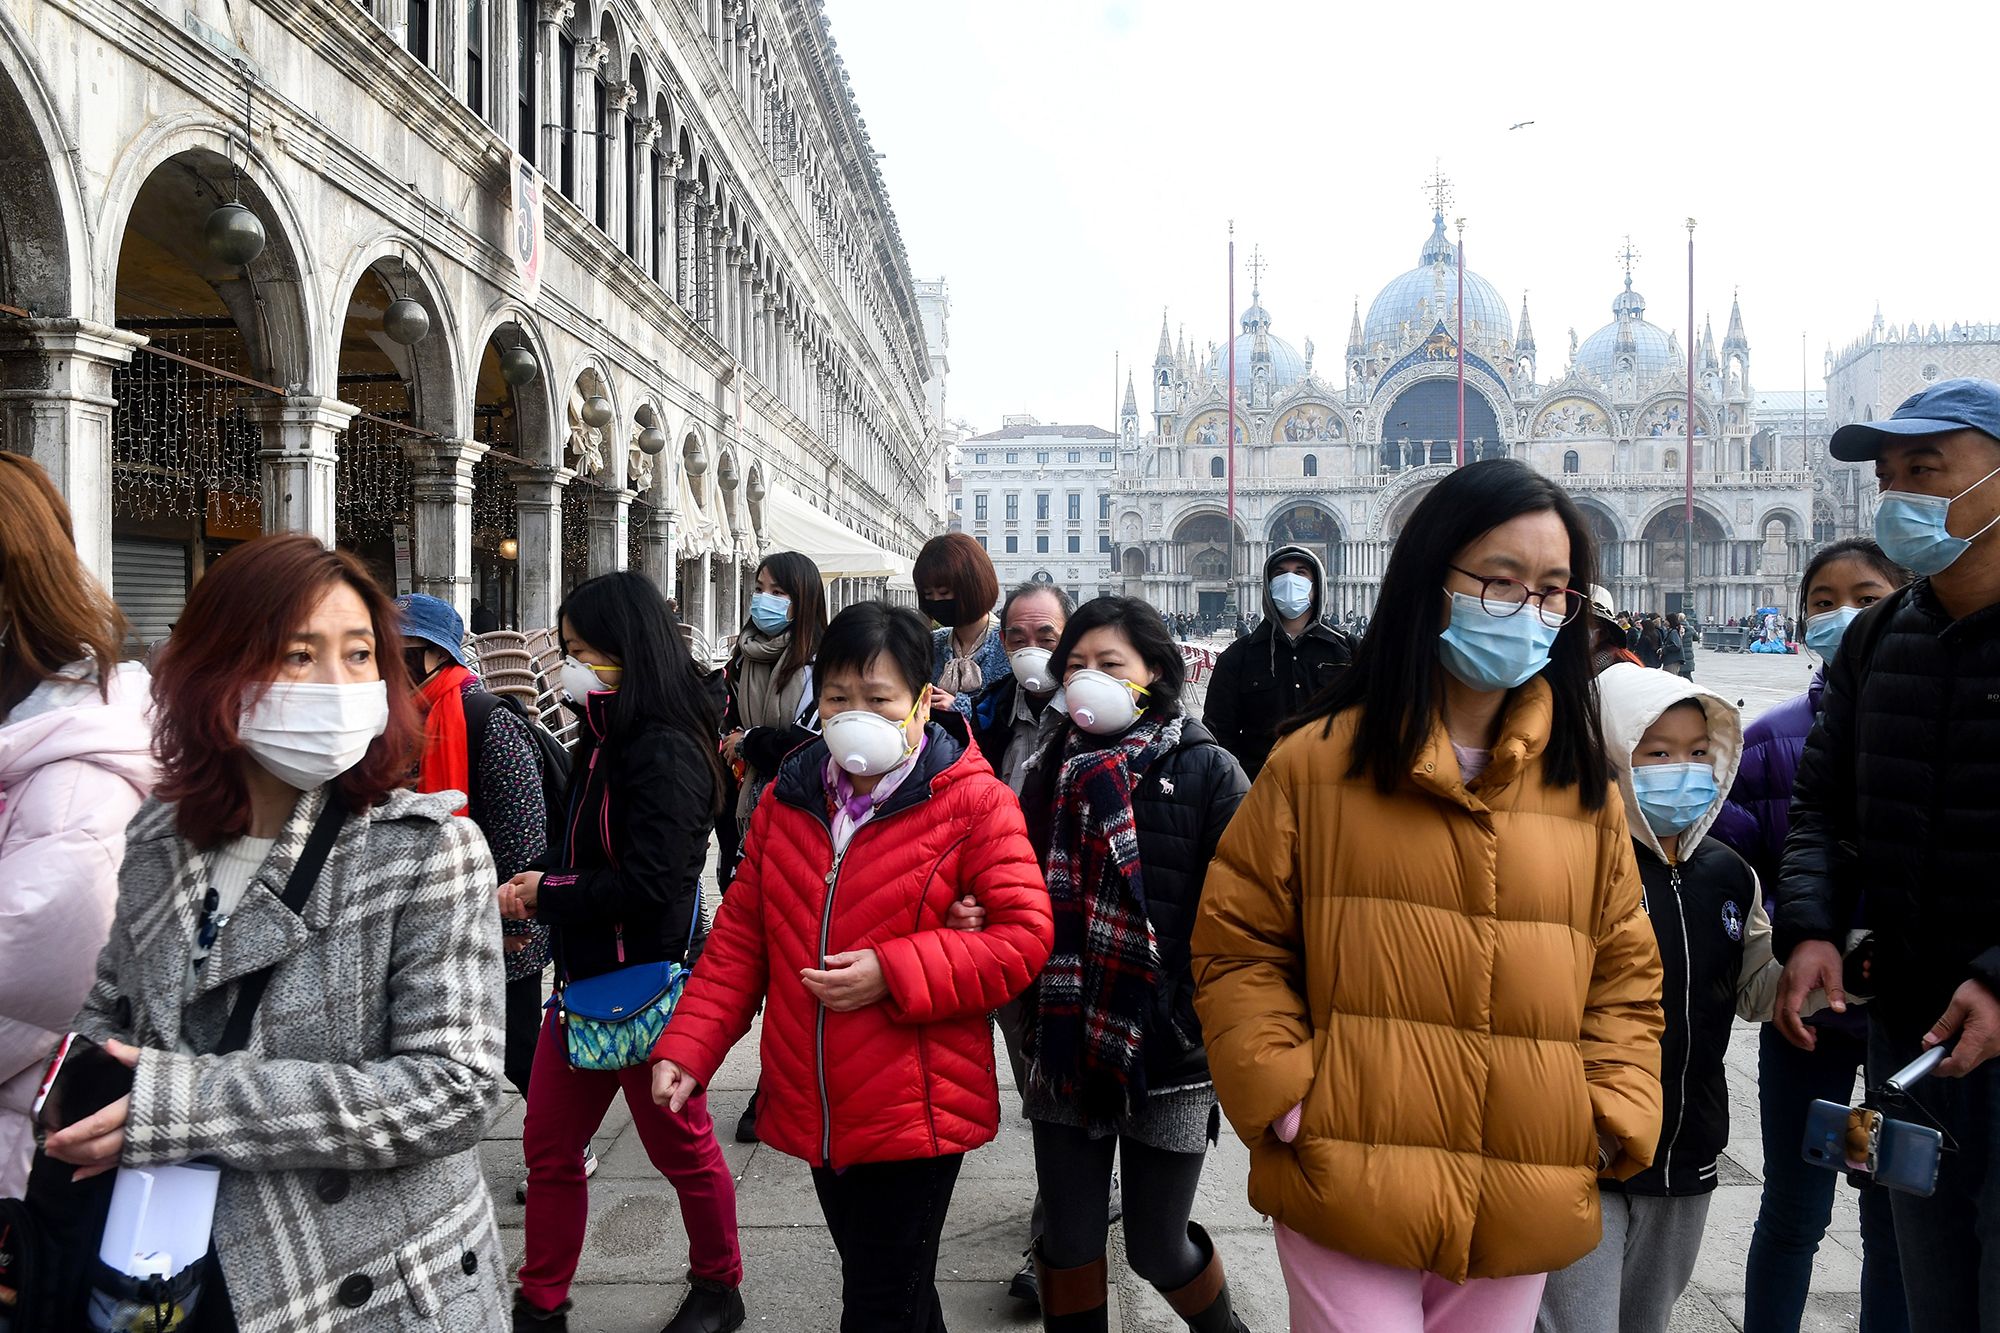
[{"xmin": 1508, "ymin": 120, "xmax": 1535, "ymax": 130}]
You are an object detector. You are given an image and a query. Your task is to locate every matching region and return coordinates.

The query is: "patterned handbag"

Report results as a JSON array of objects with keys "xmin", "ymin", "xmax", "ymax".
[{"xmin": 557, "ymin": 954, "xmax": 688, "ymax": 1071}]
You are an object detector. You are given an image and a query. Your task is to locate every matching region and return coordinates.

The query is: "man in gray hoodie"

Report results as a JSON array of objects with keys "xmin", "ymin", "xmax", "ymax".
[{"xmin": 1203, "ymin": 543, "xmax": 1354, "ymax": 779}]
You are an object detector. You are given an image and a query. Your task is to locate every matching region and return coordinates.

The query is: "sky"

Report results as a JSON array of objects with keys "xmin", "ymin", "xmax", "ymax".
[{"xmin": 826, "ymin": 0, "xmax": 2000, "ymax": 438}]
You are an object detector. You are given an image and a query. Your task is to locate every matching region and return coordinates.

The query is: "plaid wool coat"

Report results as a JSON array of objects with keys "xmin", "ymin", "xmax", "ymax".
[{"xmin": 72, "ymin": 785, "xmax": 509, "ymax": 1331}]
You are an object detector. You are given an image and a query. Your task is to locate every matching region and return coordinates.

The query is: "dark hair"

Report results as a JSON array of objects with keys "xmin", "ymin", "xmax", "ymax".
[
  {"xmin": 737, "ymin": 550, "xmax": 828, "ymax": 689},
  {"xmin": 1000, "ymin": 580, "xmax": 1075, "ymax": 626},
  {"xmin": 0, "ymin": 453, "xmax": 124, "ymax": 711},
  {"xmin": 816, "ymin": 602, "xmax": 934, "ymax": 701},
  {"xmin": 1283, "ymin": 459, "xmax": 1611, "ymax": 809},
  {"xmin": 559, "ymin": 571, "xmax": 723, "ymax": 817},
  {"xmin": 1797, "ymin": 537, "xmax": 1909, "ymax": 622},
  {"xmin": 913, "ymin": 532, "xmax": 1000, "ymax": 624},
  {"xmin": 1047, "ymin": 595, "xmax": 1185, "ymax": 717},
  {"xmin": 152, "ymin": 534, "xmax": 424, "ymax": 847}
]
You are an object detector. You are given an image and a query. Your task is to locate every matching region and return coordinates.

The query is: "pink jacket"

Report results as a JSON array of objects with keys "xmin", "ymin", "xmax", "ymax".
[{"xmin": 0, "ymin": 662, "xmax": 155, "ymax": 1195}]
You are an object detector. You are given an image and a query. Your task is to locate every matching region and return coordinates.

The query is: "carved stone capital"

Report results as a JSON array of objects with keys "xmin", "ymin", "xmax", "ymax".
[
  {"xmin": 576, "ymin": 37, "xmax": 609, "ymax": 71},
  {"xmin": 606, "ymin": 80, "xmax": 638, "ymax": 114},
  {"xmin": 536, "ymin": 0, "xmax": 574, "ymax": 24},
  {"xmin": 634, "ymin": 115, "xmax": 663, "ymax": 147}
]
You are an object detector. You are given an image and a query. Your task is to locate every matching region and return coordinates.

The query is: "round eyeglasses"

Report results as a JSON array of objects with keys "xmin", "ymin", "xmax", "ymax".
[{"xmin": 1448, "ymin": 565, "xmax": 1584, "ymax": 628}]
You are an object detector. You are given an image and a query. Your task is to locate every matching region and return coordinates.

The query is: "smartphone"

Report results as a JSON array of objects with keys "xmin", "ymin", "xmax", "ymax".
[
  {"xmin": 1802, "ymin": 1097, "xmax": 1944, "ymax": 1196},
  {"xmin": 31, "ymin": 1033, "xmax": 133, "ymax": 1133},
  {"xmin": 1802, "ymin": 1098, "xmax": 1868, "ymax": 1172},
  {"xmin": 1873, "ymin": 1118, "xmax": 1944, "ymax": 1196}
]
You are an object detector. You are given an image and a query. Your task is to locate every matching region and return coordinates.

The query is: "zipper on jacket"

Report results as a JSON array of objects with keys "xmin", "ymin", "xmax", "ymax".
[{"xmin": 1664, "ymin": 863, "xmax": 1692, "ymax": 1191}]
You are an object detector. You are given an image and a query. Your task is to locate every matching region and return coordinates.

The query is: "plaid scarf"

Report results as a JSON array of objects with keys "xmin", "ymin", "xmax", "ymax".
[{"xmin": 1031, "ymin": 712, "xmax": 1183, "ymax": 1121}]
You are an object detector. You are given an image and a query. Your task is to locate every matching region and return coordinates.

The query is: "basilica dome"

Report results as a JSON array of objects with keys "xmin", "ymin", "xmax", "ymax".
[
  {"xmin": 1207, "ymin": 295, "xmax": 1309, "ymax": 387},
  {"xmin": 1575, "ymin": 277, "xmax": 1678, "ymax": 380},
  {"xmin": 1362, "ymin": 213, "xmax": 1513, "ymax": 354}
]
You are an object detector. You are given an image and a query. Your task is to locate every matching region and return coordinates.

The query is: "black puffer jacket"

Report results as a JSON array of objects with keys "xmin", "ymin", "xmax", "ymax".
[
  {"xmin": 1020, "ymin": 715, "xmax": 1250, "ymax": 1088},
  {"xmin": 537, "ymin": 691, "xmax": 718, "ymax": 982},
  {"xmin": 1205, "ymin": 544, "xmax": 1355, "ymax": 779},
  {"xmin": 1775, "ymin": 580, "xmax": 2000, "ymax": 1029}
]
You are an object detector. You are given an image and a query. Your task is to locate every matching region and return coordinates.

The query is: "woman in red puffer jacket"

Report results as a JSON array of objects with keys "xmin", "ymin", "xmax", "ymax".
[{"xmin": 654, "ymin": 602, "xmax": 1053, "ymax": 1333}]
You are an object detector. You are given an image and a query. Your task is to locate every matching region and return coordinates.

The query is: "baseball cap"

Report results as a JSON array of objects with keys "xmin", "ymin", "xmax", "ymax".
[
  {"xmin": 1587, "ymin": 585, "xmax": 1617, "ymax": 624},
  {"xmin": 1829, "ymin": 377, "xmax": 2000, "ymax": 462},
  {"xmin": 396, "ymin": 594, "xmax": 471, "ymax": 668}
]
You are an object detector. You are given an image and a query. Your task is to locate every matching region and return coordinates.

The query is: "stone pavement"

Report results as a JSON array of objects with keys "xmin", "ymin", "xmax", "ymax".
[{"xmin": 485, "ymin": 647, "xmax": 1867, "ymax": 1331}]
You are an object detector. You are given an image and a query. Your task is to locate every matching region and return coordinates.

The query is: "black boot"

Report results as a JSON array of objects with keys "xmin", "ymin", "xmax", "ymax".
[
  {"xmin": 512, "ymin": 1292, "xmax": 571, "ymax": 1332},
  {"xmin": 1034, "ymin": 1242, "xmax": 1108, "ymax": 1333},
  {"xmin": 661, "ymin": 1276, "xmax": 745, "ymax": 1333},
  {"xmin": 1159, "ymin": 1223, "xmax": 1249, "ymax": 1333},
  {"xmin": 734, "ymin": 1087, "xmax": 760, "ymax": 1144}
]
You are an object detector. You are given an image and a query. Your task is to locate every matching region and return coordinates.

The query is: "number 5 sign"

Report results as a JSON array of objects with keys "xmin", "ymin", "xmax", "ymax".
[{"xmin": 510, "ymin": 153, "xmax": 544, "ymax": 306}]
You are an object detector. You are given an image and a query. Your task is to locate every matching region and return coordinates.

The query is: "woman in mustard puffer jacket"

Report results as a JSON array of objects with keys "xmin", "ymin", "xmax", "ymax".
[{"xmin": 1192, "ymin": 460, "xmax": 1665, "ymax": 1333}]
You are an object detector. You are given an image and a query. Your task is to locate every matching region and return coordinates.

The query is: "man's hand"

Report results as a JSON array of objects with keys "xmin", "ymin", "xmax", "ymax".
[
  {"xmin": 944, "ymin": 894, "xmax": 986, "ymax": 932},
  {"xmin": 1926, "ymin": 978, "xmax": 2000, "ymax": 1077},
  {"xmin": 43, "ymin": 1039, "xmax": 141, "ymax": 1181},
  {"xmin": 651, "ymin": 1058, "xmax": 702, "ymax": 1113},
  {"xmin": 1777, "ymin": 940, "xmax": 1847, "ymax": 1051},
  {"xmin": 801, "ymin": 950, "xmax": 888, "ymax": 1012}
]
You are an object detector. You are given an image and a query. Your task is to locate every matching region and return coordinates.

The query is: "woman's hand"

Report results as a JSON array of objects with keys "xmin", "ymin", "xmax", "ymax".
[
  {"xmin": 719, "ymin": 730, "xmax": 746, "ymax": 762},
  {"xmin": 44, "ymin": 1039, "xmax": 141, "ymax": 1181},
  {"xmin": 945, "ymin": 894, "xmax": 987, "ymax": 932},
  {"xmin": 652, "ymin": 1058, "xmax": 702, "ymax": 1114},
  {"xmin": 801, "ymin": 950, "xmax": 887, "ymax": 1012},
  {"xmin": 927, "ymin": 688, "xmax": 956, "ymax": 714},
  {"xmin": 498, "ymin": 871, "xmax": 544, "ymax": 920}
]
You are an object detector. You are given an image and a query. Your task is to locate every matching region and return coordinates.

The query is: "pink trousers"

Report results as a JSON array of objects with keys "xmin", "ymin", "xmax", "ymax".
[
  {"xmin": 1274, "ymin": 1222, "xmax": 1548, "ymax": 1333},
  {"xmin": 516, "ymin": 1011, "xmax": 742, "ymax": 1309}
]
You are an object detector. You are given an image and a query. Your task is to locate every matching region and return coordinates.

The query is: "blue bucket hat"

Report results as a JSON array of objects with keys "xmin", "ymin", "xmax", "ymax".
[
  {"xmin": 396, "ymin": 594, "xmax": 471, "ymax": 668},
  {"xmin": 1829, "ymin": 377, "xmax": 2000, "ymax": 462}
]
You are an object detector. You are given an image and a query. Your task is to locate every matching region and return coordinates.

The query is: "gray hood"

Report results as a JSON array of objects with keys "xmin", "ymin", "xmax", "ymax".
[{"xmin": 1261, "ymin": 544, "xmax": 1326, "ymax": 626}]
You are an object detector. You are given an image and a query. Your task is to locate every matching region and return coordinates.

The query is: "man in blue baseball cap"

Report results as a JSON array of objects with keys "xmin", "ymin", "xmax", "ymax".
[{"xmin": 1774, "ymin": 376, "xmax": 2000, "ymax": 1329}]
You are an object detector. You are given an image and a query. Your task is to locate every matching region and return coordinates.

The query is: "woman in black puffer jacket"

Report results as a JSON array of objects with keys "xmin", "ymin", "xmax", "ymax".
[{"xmin": 1015, "ymin": 596, "xmax": 1251, "ymax": 1333}]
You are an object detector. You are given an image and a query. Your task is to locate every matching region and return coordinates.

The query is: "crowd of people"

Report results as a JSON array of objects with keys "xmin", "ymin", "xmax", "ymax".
[{"xmin": 3, "ymin": 376, "xmax": 2000, "ymax": 1333}]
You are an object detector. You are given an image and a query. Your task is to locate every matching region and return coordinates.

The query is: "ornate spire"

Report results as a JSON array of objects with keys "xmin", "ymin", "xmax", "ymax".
[
  {"xmin": 1122, "ymin": 372, "xmax": 1137, "ymax": 415},
  {"xmin": 1154, "ymin": 308, "xmax": 1172, "ymax": 366},
  {"xmin": 1347, "ymin": 298, "xmax": 1364, "ymax": 356},
  {"xmin": 1724, "ymin": 290, "xmax": 1749, "ymax": 352},
  {"xmin": 1701, "ymin": 315, "xmax": 1718, "ymax": 369},
  {"xmin": 1516, "ymin": 291, "xmax": 1535, "ymax": 352}
]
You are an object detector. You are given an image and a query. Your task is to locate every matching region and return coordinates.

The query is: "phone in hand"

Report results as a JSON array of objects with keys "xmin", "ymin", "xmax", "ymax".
[{"xmin": 31, "ymin": 1033, "xmax": 134, "ymax": 1134}]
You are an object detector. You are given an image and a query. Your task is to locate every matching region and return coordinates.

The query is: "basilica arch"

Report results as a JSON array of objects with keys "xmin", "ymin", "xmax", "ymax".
[
  {"xmin": 1379, "ymin": 379, "xmax": 1505, "ymax": 470},
  {"xmin": 1268, "ymin": 501, "xmax": 1344, "ymax": 577}
]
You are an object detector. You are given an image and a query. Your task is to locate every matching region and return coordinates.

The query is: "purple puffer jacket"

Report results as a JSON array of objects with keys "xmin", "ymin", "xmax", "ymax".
[
  {"xmin": 1713, "ymin": 674, "xmax": 1865, "ymax": 1037},
  {"xmin": 1711, "ymin": 676, "xmax": 1822, "ymax": 898}
]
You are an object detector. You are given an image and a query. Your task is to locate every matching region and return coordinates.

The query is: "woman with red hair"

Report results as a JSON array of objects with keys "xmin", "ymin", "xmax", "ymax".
[
  {"xmin": 44, "ymin": 533, "xmax": 509, "ymax": 1331},
  {"xmin": 915, "ymin": 532, "xmax": 1007, "ymax": 723}
]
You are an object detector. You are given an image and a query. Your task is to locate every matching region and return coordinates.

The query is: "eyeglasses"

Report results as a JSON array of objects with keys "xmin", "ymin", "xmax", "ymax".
[{"xmin": 1448, "ymin": 565, "xmax": 1584, "ymax": 628}]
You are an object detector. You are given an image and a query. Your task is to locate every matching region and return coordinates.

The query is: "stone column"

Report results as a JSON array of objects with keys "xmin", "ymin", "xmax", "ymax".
[
  {"xmin": 604, "ymin": 79, "xmax": 636, "ymax": 250},
  {"xmin": 575, "ymin": 38, "xmax": 609, "ymax": 219},
  {"xmin": 639, "ymin": 503, "xmax": 676, "ymax": 599},
  {"xmin": 738, "ymin": 265, "xmax": 754, "ymax": 367},
  {"xmin": 0, "ymin": 319, "xmax": 145, "ymax": 585},
  {"xmin": 750, "ymin": 277, "xmax": 767, "ymax": 386},
  {"xmin": 676, "ymin": 177, "xmax": 699, "ymax": 314},
  {"xmin": 687, "ymin": 550, "xmax": 712, "ymax": 643},
  {"xmin": 719, "ymin": 245, "xmax": 740, "ymax": 357},
  {"xmin": 631, "ymin": 117, "xmax": 660, "ymax": 270},
  {"xmin": 512, "ymin": 466, "xmax": 570, "ymax": 633},
  {"xmin": 249, "ymin": 395, "xmax": 360, "ymax": 546},
  {"xmin": 405, "ymin": 437, "xmax": 488, "ymax": 616},
  {"xmin": 536, "ymin": 0, "xmax": 573, "ymax": 172},
  {"xmin": 586, "ymin": 485, "xmax": 632, "ymax": 577}
]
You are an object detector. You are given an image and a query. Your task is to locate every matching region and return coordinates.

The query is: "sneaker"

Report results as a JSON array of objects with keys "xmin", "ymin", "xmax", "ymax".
[
  {"xmin": 512, "ymin": 1293, "xmax": 572, "ymax": 1331},
  {"xmin": 734, "ymin": 1090, "xmax": 760, "ymax": 1144},
  {"xmin": 661, "ymin": 1277, "xmax": 746, "ymax": 1333},
  {"xmin": 1007, "ymin": 1251, "xmax": 1040, "ymax": 1308},
  {"xmin": 516, "ymin": 1145, "xmax": 601, "ymax": 1203}
]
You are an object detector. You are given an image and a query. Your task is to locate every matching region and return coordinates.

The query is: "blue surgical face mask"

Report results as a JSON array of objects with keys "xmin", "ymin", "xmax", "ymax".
[
  {"xmin": 1631, "ymin": 760, "xmax": 1720, "ymax": 836},
  {"xmin": 1437, "ymin": 591, "xmax": 1559, "ymax": 692},
  {"xmin": 1270, "ymin": 571, "xmax": 1313, "ymax": 620},
  {"xmin": 749, "ymin": 591, "xmax": 792, "ymax": 635},
  {"xmin": 1803, "ymin": 605, "xmax": 1862, "ymax": 661},
  {"xmin": 1873, "ymin": 463, "xmax": 2000, "ymax": 576}
]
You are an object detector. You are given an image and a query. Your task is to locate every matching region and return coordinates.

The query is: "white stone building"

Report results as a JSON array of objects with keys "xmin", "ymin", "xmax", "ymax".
[
  {"xmin": 1821, "ymin": 314, "xmax": 2000, "ymax": 543},
  {"xmin": 1113, "ymin": 213, "xmax": 1817, "ymax": 622},
  {"xmin": 953, "ymin": 417, "xmax": 1119, "ymax": 607},
  {"xmin": 0, "ymin": 0, "xmax": 937, "ymax": 656}
]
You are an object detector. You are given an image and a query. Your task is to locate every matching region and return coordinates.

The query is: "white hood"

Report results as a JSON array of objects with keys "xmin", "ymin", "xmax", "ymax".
[
  {"xmin": 0, "ymin": 661, "xmax": 155, "ymax": 796},
  {"xmin": 1595, "ymin": 662, "xmax": 1743, "ymax": 864}
]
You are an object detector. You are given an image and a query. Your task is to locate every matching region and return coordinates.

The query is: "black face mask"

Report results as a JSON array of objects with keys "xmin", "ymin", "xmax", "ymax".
[
  {"xmin": 919, "ymin": 597, "xmax": 963, "ymax": 627},
  {"xmin": 404, "ymin": 647, "xmax": 435, "ymax": 684}
]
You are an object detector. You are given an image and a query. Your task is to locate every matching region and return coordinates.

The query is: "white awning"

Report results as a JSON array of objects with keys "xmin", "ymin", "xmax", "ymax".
[{"xmin": 761, "ymin": 484, "xmax": 900, "ymax": 580}]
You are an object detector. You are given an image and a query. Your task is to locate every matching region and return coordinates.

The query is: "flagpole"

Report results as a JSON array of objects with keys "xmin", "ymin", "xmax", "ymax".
[
  {"xmin": 1456, "ymin": 216, "xmax": 1466, "ymax": 467},
  {"xmin": 1227, "ymin": 221, "xmax": 1237, "ymax": 622},
  {"xmin": 1684, "ymin": 218, "xmax": 1697, "ymax": 621}
]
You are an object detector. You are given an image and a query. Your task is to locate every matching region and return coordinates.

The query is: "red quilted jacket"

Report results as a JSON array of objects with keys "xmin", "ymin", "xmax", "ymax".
[{"xmin": 655, "ymin": 717, "xmax": 1053, "ymax": 1168}]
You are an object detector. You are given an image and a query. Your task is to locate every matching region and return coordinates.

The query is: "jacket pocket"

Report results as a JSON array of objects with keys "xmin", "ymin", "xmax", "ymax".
[{"xmin": 394, "ymin": 1238, "xmax": 441, "ymax": 1318}]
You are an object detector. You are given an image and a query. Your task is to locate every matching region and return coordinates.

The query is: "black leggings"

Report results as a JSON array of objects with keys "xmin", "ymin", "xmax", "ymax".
[
  {"xmin": 504, "ymin": 972, "xmax": 545, "ymax": 1099},
  {"xmin": 1030, "ymin": 1120, "xmax": 1207, "ymax": 1290}
]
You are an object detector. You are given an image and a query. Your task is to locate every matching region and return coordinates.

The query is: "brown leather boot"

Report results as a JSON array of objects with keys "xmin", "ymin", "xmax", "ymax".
[
  {"xmin": 1159, "ymin": 1223, "xmax": 1249, "ymax": 1332},
  {"xmin": 1034, "ymin": 1242, "xmax": 1108, "ymax": 1333}
]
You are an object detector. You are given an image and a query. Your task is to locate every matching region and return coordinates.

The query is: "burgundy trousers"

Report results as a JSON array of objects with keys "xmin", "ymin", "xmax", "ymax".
[{"xmin": 515, "ymin": 1011, "xmax": 743, "ymax": 1309}]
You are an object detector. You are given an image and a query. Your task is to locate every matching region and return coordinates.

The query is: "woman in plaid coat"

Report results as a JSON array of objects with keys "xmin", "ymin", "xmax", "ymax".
[{"xmin": 46, "ymin": 535, "xmax": 508, "ymax": 1331}]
